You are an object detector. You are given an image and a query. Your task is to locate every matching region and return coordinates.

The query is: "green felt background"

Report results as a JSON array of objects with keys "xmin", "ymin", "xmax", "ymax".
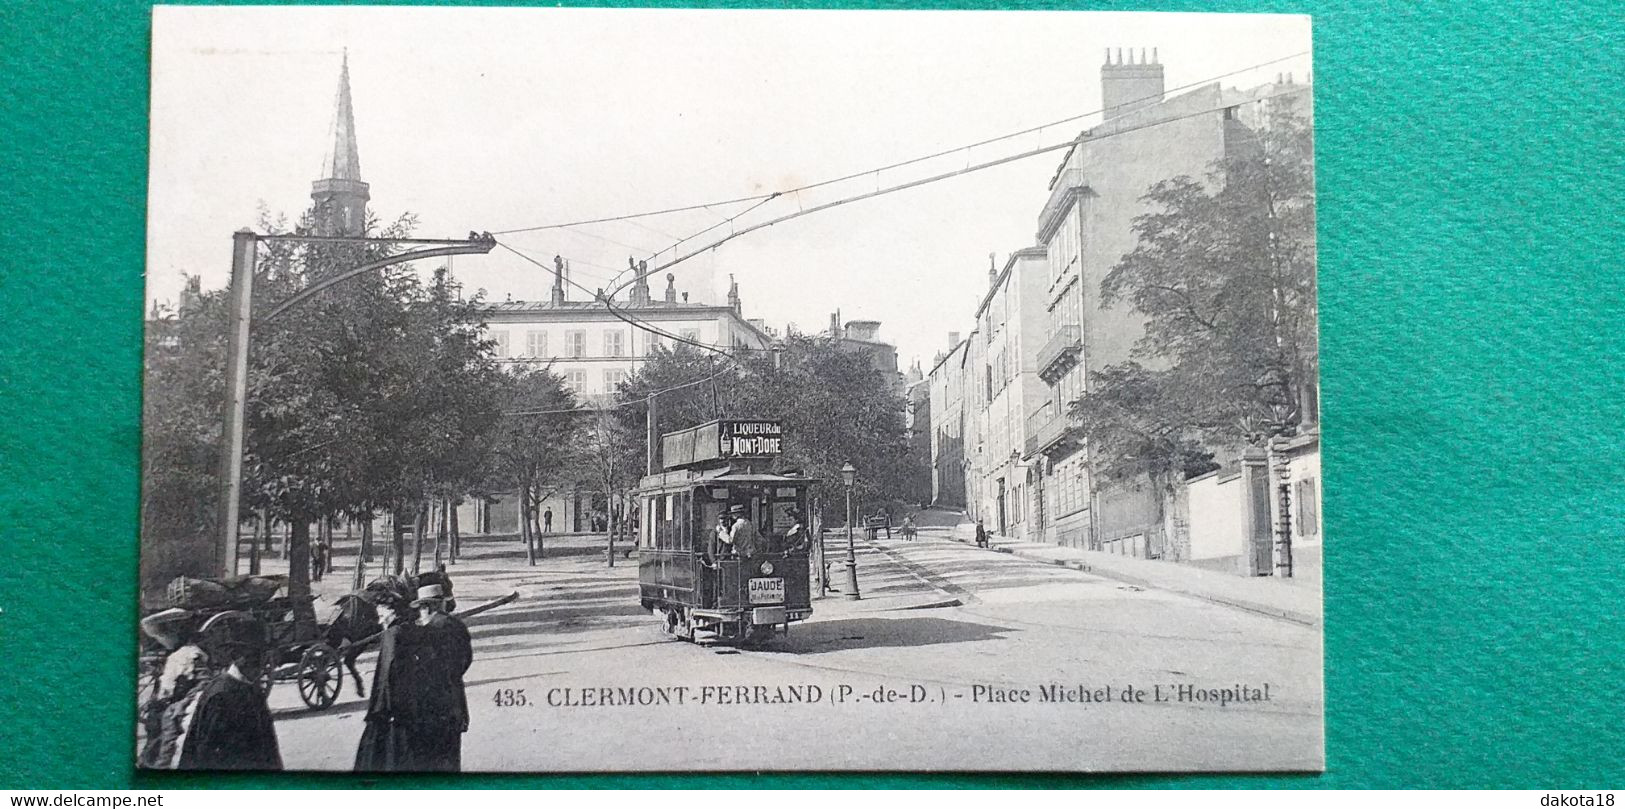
[{"xmin": 2, "ymin": 0, "xmax": 1621, "ymax": 790}]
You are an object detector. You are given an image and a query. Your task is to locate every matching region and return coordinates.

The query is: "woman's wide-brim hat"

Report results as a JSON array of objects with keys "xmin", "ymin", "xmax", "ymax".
[
  {"xmin": 362, "ymin": 576, "xmax": 413, "ymax": 608},
  {"xmin": 728, "ymin": 504, "xmax": 746, "ymax": 514}
]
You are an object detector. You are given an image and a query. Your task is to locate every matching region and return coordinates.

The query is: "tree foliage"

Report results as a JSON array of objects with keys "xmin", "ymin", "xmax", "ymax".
[
  {"xmin": 1078, "ymin": 103, "xmax": 1316, "ymax": 483},
  {"xmin": 616, "ymin": 337, "xmax": 919, "ymax": 523},
  {"xmin": 140, "ymin": 206, "xmax": 508, "ymax": 593}
]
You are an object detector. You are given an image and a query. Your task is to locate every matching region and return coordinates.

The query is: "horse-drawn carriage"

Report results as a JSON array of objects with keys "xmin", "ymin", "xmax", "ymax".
[{"xmin": 140, "ymin": 574, "xmax": 363, "ymax": 711}]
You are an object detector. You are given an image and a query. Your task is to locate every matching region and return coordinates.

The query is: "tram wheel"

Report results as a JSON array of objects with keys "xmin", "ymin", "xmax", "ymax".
[{"xmin": 742, "ymin": 625, "xmax": 775, "ymax": 647}]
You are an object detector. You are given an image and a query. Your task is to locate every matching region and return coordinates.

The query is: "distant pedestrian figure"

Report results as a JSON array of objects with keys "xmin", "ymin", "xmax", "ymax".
[
  {"xmin": 975, "ymin": 519, "xmax": 989, "ymax": 549},
  {"xmin": 311, "ymin": 535, "xmax": 329, "ymax": 582},
  {"xmin": 543, "ymin": 508, "xmax": 553, "ymax": 534},
  {"xmin": 175, "ymin": 617, "xmax": 282, "ymax": 770}
]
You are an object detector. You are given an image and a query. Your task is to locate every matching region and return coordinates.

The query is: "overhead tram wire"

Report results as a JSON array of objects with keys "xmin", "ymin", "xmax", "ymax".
[
  {"xmin": 488, "ymin": 49, "xmax": 1310, "ymax": 238},
  {"xmin": 605, "ymin": 83, "xmax": 1314, "ymax": 301}
]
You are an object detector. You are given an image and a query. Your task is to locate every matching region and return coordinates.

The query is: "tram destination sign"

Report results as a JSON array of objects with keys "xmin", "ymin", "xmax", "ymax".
[{"xmin": 662, "ymin": 419, "xmax": 783, "ymax": 470}]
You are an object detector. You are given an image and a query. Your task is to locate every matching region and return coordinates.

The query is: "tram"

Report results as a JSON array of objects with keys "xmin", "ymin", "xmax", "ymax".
[{"xmin": 636, "ymin": 419, "xmax": 816, "ymax": 644}]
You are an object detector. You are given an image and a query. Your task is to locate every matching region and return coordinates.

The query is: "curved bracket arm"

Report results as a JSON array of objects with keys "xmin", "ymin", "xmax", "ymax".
[{"xmin": 259, "ymin": 238, "xmax": 496, "ymax": 324}]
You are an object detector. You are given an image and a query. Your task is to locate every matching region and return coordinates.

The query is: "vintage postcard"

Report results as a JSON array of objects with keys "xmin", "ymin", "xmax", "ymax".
[{"xmin": 138, "ymin": 6, "xmax": 1321, "ymax": 772}]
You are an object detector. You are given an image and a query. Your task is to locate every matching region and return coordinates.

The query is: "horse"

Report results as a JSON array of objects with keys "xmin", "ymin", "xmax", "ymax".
[{"xmin": 324, "ymin": 594, "xmax": 381, "ymax": 698}]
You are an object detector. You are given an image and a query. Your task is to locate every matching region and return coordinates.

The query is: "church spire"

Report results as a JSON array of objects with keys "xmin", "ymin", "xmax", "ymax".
[{"xmin": 312, "ymin": 49, "xmax": 370, "ymax": 236}]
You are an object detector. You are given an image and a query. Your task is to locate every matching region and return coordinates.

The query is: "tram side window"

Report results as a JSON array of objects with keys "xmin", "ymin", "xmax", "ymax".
[{"xmin": 651, "ymin": 495, "xmax": 669, "ymax": 550}]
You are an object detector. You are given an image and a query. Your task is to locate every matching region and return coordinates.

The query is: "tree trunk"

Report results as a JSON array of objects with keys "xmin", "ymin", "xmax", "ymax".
[
  {"xmin": 531, "ymin": 489, "xmax": 545, "ymax": 559},
  {"xmin": 288, "ymin": 517, "xmax": 316, "ymax": 624},
  {"xmin": 521, "ymin": 487, "xmax": 536, "ymax": 566},
  {"xmin": 433, "ymin": 498, "xmax": 448, "ymax": 570},
  {"xmin": 605, "ymin": 483, "xmax": 616, "ymax": 567},
  {"xmin": 247, "ymin": 514, "xmax": 263, "ymax": 575},
  {"xmin": 411, "ymin": 503, "xmax": 428, "ymax": 577},
  {"xmin": 390, "ymin": 513, "xmax": 406, "ymax": 576},
  {"xmin": 259, "ymin": 509, "xmax": 273, "ymax": 553},
  {"xmin": 449, "ymin": 500, "xmax": 460, "ymax": 565},
  {"xmin": 353, "ymin": 514, "xmax": 372, "ymax": 591}
]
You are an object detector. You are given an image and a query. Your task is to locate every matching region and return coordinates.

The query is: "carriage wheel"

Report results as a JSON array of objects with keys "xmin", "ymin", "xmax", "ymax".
[{"xmin": 296, "ymin": 643, "xmax": 343, "ymax": 709}]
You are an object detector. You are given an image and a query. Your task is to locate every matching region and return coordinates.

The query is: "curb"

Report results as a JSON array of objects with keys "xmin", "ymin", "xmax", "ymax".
[{"xmin": 995, "ymin": 545, "xmax": 1321, "ymax": 628}]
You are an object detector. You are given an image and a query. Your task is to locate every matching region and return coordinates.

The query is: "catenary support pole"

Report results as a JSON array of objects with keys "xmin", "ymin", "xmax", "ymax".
[
  {"xmin": 216, "ymin": 229, "xmax": 258, "ymax": 576},
  {"xmin": 646, "ymin": 392, "xmax": 659, "ymax": 475}
]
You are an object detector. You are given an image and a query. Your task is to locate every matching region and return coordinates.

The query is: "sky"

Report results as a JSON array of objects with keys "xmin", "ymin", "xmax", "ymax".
[{"xmin": 147, "ymin": 7, "xmax": 1311, "ymax": 371}]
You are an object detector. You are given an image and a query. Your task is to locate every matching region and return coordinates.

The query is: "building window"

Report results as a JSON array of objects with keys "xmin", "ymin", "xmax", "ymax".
[
  {"xmin": 604, "ymin": 369, "xmax": 627, "ymax": 391},
  {"xmin": 565, "ymin": 371, "xmax": 586, "ymax": 394},
  {"xmin": 565, "ymin": 330, "xmax": 586, "ymax": 358},
  {"xmin": 492, "ymin": 330, "xmax": 509, "ymax": 358},
  {"xmin": 604, "ymin": 329, "xmax": 626, "ymax": 357},
  {"xmin": 645, "ymin": 333, "xmax": 662, "ymax": 355},
  {"xmin": 525, "ymin": 330, "xmax": 547, "ymax": 358}
]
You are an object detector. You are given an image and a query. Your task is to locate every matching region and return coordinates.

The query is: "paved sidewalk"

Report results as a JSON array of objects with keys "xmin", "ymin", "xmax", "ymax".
[{"xmin": 946, "ymin": 521, "xmax": 1321, "ymax": 627}]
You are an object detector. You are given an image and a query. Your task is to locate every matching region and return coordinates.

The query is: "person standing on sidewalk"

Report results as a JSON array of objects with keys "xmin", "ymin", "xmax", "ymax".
[
  {"xmin": 543, "ymin": 507, "xmax": 553, "ymax": 534},
  {"xmin": 411, "ymin": 581, "xmax": 473, "ymax": 771},
  {"xmin": 175, "ymin": 618, "xmax": 282, "ymax": 770},
  {"xmin": 354, "ymin": 577, "xmax": 426, "ymax": 772},
  {"xmin": 975, "ymin": 518, "xmax": 989, "ymax": 549}
]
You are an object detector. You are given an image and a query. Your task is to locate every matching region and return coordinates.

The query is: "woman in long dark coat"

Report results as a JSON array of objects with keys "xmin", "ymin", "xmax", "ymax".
[
  {"xmin": 353, "ymin": 577, "xmax": 426, "ymax": 772},
  {"xmin": 176, "ymin": 620, "xmax": 282, "ymax": 771}
]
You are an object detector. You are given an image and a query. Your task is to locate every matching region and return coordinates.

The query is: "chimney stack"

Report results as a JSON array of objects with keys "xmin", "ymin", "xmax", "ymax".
[
  {"xmin": 664, "ymin": 272, "xmax": 677, "ymax": 303},
  {"xmin": 1101, "ymin": 46, "xmax": 1165, "ymax": 120},
  {"xmin": 551, "ymin": 255, "xmax": 566, "ymax": 304},
  {"xmin": 988, "ymin": 252, "xmax": 998, "ymax": 287},
  {"xmin": 948, "ymin": 331, "xmax": 961, "ymax": 348},
  {"xmin": 830, "ymin": 310, "xmax": 842, "ymax": 339}
]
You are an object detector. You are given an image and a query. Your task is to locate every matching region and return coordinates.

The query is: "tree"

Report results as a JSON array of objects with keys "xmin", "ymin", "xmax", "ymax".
[
  {"xmin": 617, "ymin": 336, "xmax": 919, "ymax": 525},
  {"xmin": 140, "ymin": 204, "xmax": 508, "ymax": 604},
  {"xmin": 1079, "ymin": 102, "xmax": 1316, "ymax": 483},
  {"xmin": 140, "ymin": 281, "xmax": 228, "ymax": 593},
  {"xmin": 485, "ymin": 367, "xmax": 580, "ymax": 564},
  {"xmin": 578, "ymin": 406, "xmax": 641, "ymax": 565},
  {"xmin": 613, "ymin": 344, "xmax": 737, "ymax": 472}
]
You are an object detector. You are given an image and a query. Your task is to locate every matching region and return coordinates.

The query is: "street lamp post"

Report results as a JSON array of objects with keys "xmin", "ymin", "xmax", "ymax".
[{"xmin": 841, "ymin": 462, "xmax": 861, "ymax": 601}]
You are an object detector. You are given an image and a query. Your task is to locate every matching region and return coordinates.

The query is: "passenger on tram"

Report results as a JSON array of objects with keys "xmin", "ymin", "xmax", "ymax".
[{"xmin": 724, "ymin": 503, "xmax": 760, "ymax": 557}]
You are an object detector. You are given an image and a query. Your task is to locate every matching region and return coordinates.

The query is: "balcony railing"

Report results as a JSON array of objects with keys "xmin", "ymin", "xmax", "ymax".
[
  {"xmin": 1023, "ymin": 404, "xmax": 1071, "ymax": 458},
  {"xmin": 1035, "ymin": 325, "xmax": 1083, "ymax": 383}
]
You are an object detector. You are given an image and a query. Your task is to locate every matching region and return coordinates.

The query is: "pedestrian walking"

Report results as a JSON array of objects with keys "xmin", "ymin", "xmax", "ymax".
[
  {"xmin": 175, "ymin": 617, "xmax": 282, "ymax": 771},
  {"xmin": 542, "ymin": 508, "xmax": 553, "ymax": 534},
  {"xmin": 412, "ymin": 581, "xmax": 473, "ymax": 772},
  {"xmin": 975, "ymin": 518, "xmax": 989, "ymax": 549}
]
